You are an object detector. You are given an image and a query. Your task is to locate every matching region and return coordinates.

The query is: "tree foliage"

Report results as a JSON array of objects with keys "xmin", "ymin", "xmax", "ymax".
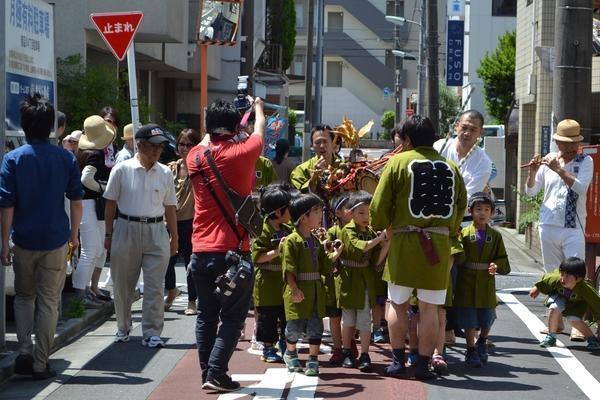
[
  {"xmin": 380, "ymin": 111, "xmax": 395, "ymax": 140},
  {"xmin": 57, "ymin": 54, "xmax": 152, "ymax": 136},
  {"xmin": 439, "ymin": 84, "xmax": 461, "ymax": 136},
  {"xmin": 476, "ymin": 30, "xmax": 516, "ymax": 124},
  {"xmin": 266, "ymin": 0, "xmax": 296, "ymax": 70}
]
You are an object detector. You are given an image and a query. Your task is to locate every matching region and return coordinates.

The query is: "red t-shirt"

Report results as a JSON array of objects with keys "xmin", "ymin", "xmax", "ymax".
[{"xmin": 187, "ymin": 135, "xmax": 262, "ymax": 252}]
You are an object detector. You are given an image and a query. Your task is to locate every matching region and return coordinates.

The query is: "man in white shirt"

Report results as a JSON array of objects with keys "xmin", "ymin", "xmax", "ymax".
[
  {"xmin": 115, "ymin": 123, "xmax": 135, "ymax": 164},
  {"xmin": 103, "ymin": 124, "xmax": 178, "ymax": 348}
]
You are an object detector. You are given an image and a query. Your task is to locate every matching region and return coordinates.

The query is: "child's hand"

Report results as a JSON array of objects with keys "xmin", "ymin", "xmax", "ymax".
[
  {"xmin": 488, "ymin": 262, "xmax": 497, "ymax": 275},
  {"xmin": 529, "ymin": 286, "xmax": 540, "ymax": 299},
  {"xmin": 291, "ymin": 287, "xmax": 304, "ymax": 303}
]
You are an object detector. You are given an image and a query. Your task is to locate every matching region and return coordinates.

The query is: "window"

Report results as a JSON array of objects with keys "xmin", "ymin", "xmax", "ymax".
[
  {"xmin": 295, "ymin": 2, "xmax": 304, "ymax": 28},
  {"xmin": 292, "ymin": 54, "xmax": 305, "ymax": 75},
  {"xmin": 327, "ymin": 12, "xmax": 343, "ymax": 33},
  {"xmin": 386, "ymin": 1, "xmax": 404, "ymax": 18},
  {"xmin": 327, "ymin": 61, "xmax": 343, "ymax": 87},
  {"xmin": 492, "ymin": 0, "xmax": 516, "ymax": 16}
]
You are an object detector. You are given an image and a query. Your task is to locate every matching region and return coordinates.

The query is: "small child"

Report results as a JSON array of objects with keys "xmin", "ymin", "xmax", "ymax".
[
  {"xmin": 530, "ymin": 257, "xmax": 600, "ymax": 350},
  {"xmin": 282, "ymin": 194, "xmax": 343, "ymax": 376},
  {"xmin": 251, "ymin": 184, "xmax": 293, "ymax": 363},
  {"xmin": 338, "ymin": 191, "xmax": 390, "ymax": 372},
  {"xmin": 454, "ymin": 192, "xmax": 510, "ymax": 367},
  {"xmin": 325, "ymin": 193, "xmax": 353, "ymax": 366}
]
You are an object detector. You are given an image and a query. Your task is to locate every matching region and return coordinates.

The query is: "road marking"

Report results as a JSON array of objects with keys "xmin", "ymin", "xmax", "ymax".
[
  {"xmin": 497, "ymin": 291, "xmax": 600, "ymax": 400},
  {"xmin": 219, "ymin": 368, "xmax": 321, "ymax": 400}
]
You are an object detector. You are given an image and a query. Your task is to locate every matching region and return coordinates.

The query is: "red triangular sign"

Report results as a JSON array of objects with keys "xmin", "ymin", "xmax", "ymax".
[{"xmin": 90, "ymin": 12, "xmax": 144, "ymax": 61}]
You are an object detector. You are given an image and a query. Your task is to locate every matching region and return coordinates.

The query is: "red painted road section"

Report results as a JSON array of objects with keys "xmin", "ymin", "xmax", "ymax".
[{"xmin": 148, "ymin": 316, "xmax": 428, "ymax": 399}]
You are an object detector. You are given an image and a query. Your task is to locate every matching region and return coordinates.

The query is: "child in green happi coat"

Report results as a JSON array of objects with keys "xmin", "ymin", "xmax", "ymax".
[
  {"xmin": 252, "ymin": 184, "xmax": 293, "ymax": 363},
  {"xmin": 282, "ymin": 194, "xmax": 343, "ymax": 376},
  {"xmin": 338, "ymin": 191, "xmax": 390, "ymax": 372}
]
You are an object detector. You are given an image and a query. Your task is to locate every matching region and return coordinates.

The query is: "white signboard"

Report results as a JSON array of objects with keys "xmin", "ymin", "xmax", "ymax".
[
  {"xmin": 447, "ymin": 0, "xmax": 465, "ymax": 17},
  {"xmin": 4, "ymin": 0, "xmax": 55, "ymax": 136}
]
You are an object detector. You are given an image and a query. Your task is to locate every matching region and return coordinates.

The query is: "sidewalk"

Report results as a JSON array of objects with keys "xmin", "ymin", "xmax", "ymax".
[{"xmin": 495, "ymin": 226, "xmax": 544, "ymax": 275}]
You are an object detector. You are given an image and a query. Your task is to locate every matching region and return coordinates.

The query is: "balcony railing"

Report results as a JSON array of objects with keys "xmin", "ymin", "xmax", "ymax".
[{"xmin": 256, "ymin": 43, "xmax": 283, "ymax": 73}]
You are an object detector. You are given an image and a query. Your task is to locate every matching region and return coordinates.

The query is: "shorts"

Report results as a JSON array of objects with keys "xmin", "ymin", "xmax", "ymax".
[
  {"xmin": 455, "ymin": 307, "xmax": 497, "ymax": 329},
  {"xmin": 547, "ymin": 294, "xmax": 583, "ymax": 322},
  {"xmin": 285, "ymin": 312, "xmax": 324, "ymax": 345},
  {"xmin": 341, "ymin": 291, "xmax": 371, "ymax": 332},
  {"xmin": 387, "ymin": 283, "xmax": 447, "ymax": 306},
  {"xmin": 326, "ymin": 306, "xmax": 342, "ymax": 318}
]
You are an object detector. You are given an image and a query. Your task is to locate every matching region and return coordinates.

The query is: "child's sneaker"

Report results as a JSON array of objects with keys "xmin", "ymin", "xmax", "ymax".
[
  {"xmin": 251, "ymin": 338, "xmax": 264, "ymax": 351},
  {"xmin": 540, "ymin": 334, "xmax": 557, "ymax": 348},
  {"xmin": 283, "ymin": 352, "xmax": 303, "ymax": 373},
  {"xmin": 430, "ymin": 354, "xmax": 448, "ymax": 375},
  {"xmin": 304, "ymin": 359, "xmax": 319, "ymax": 376},
  {"xmin": 373, "ymin": 328, "xmax": 386, "ymax": 344},
  {"xmin": 329, "ymin": 348, "xmax": 343, "ymax": 366},
  {"xmin": 342, "ymin": 348, "xmax": 356, "ymax": 368},
  {"xmin": 465, "ymin": 348, "xmax": 483, "ymax": 368},
  {"xmin": 357, "ymin": 353, "xmax": 372, "ymax": 373},
  {"xmin": 261, "ymin": 346, "xmax": 282, "ymax": 363},
  {"xmin": 586, "ymin": 336, "xmax": 600, "ymax": 350},
  {"xmin": 476, "ymin": 340, "xmax": 489, "ymax": 364}
]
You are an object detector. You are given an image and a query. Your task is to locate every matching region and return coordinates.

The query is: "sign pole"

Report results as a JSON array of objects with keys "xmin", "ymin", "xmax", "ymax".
[{"xmin": 126, "ymin": 45, "xmax": 140, "ymax": 153}]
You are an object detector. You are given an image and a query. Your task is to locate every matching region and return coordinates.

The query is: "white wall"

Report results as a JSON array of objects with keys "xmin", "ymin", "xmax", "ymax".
[{"xmin": 322, "ymin": 87, "xmax": 384, "ymax": 135}]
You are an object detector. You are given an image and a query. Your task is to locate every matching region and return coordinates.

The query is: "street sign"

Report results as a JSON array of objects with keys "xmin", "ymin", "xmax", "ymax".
[
  {"xmin": 447, "ymin": 0, "xmax": 465, "ymax": 17},
  {"xmin": 90, "ymin": 11, "xmax": 143, "ymax": 61},
  {"xmin": 541, "ymin": 125, "xmax": 551, "ymax": 156},
  {"xmin": 446, "ymin": 20, "xmax": 464, "ymax": 87}
]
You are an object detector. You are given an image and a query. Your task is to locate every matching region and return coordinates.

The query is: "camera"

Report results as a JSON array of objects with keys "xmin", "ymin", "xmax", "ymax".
[
  {"xmin": 215, "ymin": 250, "xmax": 253, "ymax": 300},
  {"xmin": 233, "ymin": 75, "xmax": 251, "ymax": 111}
]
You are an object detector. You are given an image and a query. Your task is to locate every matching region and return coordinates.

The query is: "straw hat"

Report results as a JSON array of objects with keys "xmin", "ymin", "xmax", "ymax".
[
  {"xmin": 79, "ymin": 116, "xmax": 116, "ymax": 150},
  {"xmin": 123, "ymin": 123, "xmax": 134, "ymax": 140},
  {"xmin": 554, "ymin": 119, "xmax": 583, "ymax": 142}
]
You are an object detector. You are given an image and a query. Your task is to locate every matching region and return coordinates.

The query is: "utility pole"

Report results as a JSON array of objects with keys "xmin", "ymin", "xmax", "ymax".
[
  {"xmin": 426, "ymin": 0, "xmax": 439, "ymax": 131},
  {"xmin": 313, "ymin": 0, "xmax": 324, "ymax": 125},
  {"xmin": 240, "ymin": 0, "xmax": 254, "ymax": 78},
  {"xmin": 303, "ymin": 0, "xmax": 315, "ymax": 161},
  {"xmin": 417, "ymin": 0, "xmax": 426, "ymax": 115},
  {"xmin": 394, "ymin": 0, "xmax": 404, "ymax": 124},
  {"xmin": 552, "ymin": 0, "xmax": 592, "ymax": 142}
]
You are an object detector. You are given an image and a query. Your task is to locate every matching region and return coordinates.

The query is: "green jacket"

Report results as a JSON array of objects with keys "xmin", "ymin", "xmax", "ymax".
[
  {"xmin": 254, "ymin": 156, "xmax": 278, "ymax": 190},
  {"xmin": 454, "ymin": 224, "xmax": 510, "ymax": 308},
  {"xmin": 337, "ymin": 220, "xmax": 381, "ymax": 309},
  {"xmin": 370, "ymin": 147, "xmax": 467, "ymax": 290},
  {"xmin": 282, "ymin": 229, "xmax": 332, "ymax": 320},
  {"xmin": 290, "ymin": 154, "xmax": 343, "ymax": 193},
  {"xmin": 326, "ymin": 224, "xmax": 343, "ymax": 308},
  {"xmin": 251, "ymin": 218, "xmax": 293, "ymax": 307},
  {"xmin": 535, "ymin": 269, "xmax": 600, "ymax": 320}
]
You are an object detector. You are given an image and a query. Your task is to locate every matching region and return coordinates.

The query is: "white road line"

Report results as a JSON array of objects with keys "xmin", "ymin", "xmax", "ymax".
[
  {"xmin": 221, "ymin": 368, "xmax": 322, "ymax": 400},
  {"xmin": 497, "ymin": 291, "xmax": 600, "ymax": 400}
]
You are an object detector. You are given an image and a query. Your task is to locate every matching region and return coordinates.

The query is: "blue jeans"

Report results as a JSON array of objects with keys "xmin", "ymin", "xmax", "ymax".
[{"xmin": 191, "ymin": 252, "xmax": 252, "ymax": 382}]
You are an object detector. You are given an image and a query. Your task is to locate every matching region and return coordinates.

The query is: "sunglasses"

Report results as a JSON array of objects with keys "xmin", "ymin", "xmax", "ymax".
[{"xmin": 177, "ymin": 142, "xmax": 195, "ymax": 148}]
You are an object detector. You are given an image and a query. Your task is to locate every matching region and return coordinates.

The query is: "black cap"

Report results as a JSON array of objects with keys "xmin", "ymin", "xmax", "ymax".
[
  {"xmin": 468, "ymin": 191, "xmax": 495, "ymax": 210},
  {"xmin": 135, "ymin": 124, "xmax": 169, "ymax": 144}
]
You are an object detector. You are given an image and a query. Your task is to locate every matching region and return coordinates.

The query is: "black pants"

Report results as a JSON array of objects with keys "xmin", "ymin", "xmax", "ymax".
[
  {"xmin": 256, "ymin": 305, "xmax": 286, "ymax": 344},
  {"xmin": 164, "ymin": 219, "xmax": 197, "ymax": 302}
]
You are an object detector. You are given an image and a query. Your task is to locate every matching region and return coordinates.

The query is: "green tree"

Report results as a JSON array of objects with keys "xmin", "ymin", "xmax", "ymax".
[
  {"xmin": 380, "ymin": 111, "xmax": 395, "ymax": 140},
  {"xmin": 266, "ymin": 0, "xmax": 296, "ymax": 70},
  {"xmin": 439, "ymin": 84, "xmax": 461, "ymax": 136},
  {"xmin": 57, "ymin": 54, "xmax": 152, "ymax": 135},
  {"xmin": 476, "ymin": 30, "xmax": 516, "ymax": 124}
]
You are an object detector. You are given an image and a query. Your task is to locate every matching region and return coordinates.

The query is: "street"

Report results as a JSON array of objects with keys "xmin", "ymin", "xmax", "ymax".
[{"xmin": 1, "ymin": 265, "xmax": 599, "ymax": 400}]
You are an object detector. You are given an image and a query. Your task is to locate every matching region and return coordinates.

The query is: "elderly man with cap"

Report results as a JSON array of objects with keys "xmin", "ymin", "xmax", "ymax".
[
  {"xmin": 115, "ymin": 123, "xmax": 135, "ymax": 164},
  {"xmin": 526, "ymin": 118, "xmax": 593, "ymax": 340},
  {"xmin": 103, "ymin": 124, "xmax": 178, "ymax": 348}
]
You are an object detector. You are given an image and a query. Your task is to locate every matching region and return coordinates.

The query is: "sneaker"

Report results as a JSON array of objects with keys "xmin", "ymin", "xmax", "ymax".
[
  {"xmin": 415, "ymin": 356, "xmax": 437, "ymax": 380},
  {"xmin": 586, "ymin": 336, "xmax": 600, "ymax": 351},
  {"xmin": 81, "ymin": 292, "xmax": 104, "ymax": 309},
  {"xmin": 304, "ymin": 359, "xmax": 319, "ymax": 376},
  {"xmin": 385, "ymin": 350, "xmax": 406, "ymax": 376},
  {"xmin": 431, "ymin": 354, "xmax": 448, "ymax": 375},
  {"xmin": 477, "ymin": 340, "xmax": 489, "ymax": 364},
  {"xmin": 13, "ymin": 353, "xmax": 34, "ymax": 375},
  {"xmin": 261, "ymin": 346, "xmax": 282, "ymax": 363},
  {"xmin": 142, "ymin": 335, "xmax": 164, "ymax": 348},
  {"xmin": 329, "ymin": 348, "xmax": 343, "ymax": 366},
  {"xmin": 341, "ymin": 349, "xmax": 355, "ymax": 368},
  {"xmin": 202, "ymin": 374, "xmax": 241, "ymax": 392},
  {"xmin": 373, "ymin": 328, "xmax": 386, "ymax": 344},
  {"xmin": 114, "ymin": 330, "xmax": 130, "ymax": 343},
  {"xmin": 465, "ymin": 349, "xmax": 483, "ymax": 368},
  {"xmin": 407, "ymin": 352, "xmax": 418, "ymax": 367},
  {"xmin": 283, "ymin": 352, "xmax": 303, "ymax": 373},
  {"xmin": 540, "ymin": 334, "xmax": 557, "ymax": 348},
  {"xmin": 251, "ymin": 339, "xmax": 264, "ymax": 351},
  {"xmin": 32, "ymin": 364, "xmax": 57, "ymax": 380},
  {"xmin": 357, "ymin": 353, "xmax": 372, "ymax": 373}
]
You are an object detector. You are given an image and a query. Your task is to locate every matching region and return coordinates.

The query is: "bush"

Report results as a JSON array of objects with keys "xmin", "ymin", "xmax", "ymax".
[
  {"xmin": 513, "ymin": 186, "xmax": 543, "ymax": 232},
  {"xmin": 380, "ymin": 111, "xmax": 395, "ymax": 140}
]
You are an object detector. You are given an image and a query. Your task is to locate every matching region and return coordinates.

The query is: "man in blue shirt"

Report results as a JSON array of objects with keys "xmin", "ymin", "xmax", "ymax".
[{"xmin": 0, "ymin": 93, "xmax": 83, "ymax": 380}]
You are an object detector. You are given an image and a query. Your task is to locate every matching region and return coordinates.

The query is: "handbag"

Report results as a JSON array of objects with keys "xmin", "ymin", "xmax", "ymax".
[{"xmin": 192, "ymin": 147, "xmax": 263, "ymax": 239}]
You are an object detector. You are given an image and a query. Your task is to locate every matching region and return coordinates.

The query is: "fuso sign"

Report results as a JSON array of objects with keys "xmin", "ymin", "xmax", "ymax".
[{"xmin": 90, "ymin": 12, "xmax": 143, "ymax": 61}]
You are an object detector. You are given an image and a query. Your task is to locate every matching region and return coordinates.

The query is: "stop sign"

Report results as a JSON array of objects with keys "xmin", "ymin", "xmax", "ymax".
[{"xmin": 90, "ymin": 12, "xmax": 144, "ymax": 61}]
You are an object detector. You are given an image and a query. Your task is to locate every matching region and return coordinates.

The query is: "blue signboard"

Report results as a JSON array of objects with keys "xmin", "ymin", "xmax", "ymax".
[
  {"xmin": 5, "ymin": 72, "xmax": 54, "ymax": 131},
  {"xmin": 446, "ymin": 20, "xmax": 464, "ymax": 87},
  {"xmin": 541, "ymin": 125, "xmax": 551, "ymax": 156}
]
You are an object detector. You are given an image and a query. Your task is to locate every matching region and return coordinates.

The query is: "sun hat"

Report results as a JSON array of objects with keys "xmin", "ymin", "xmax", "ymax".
[
  {"xmin": 554, "ymin": 119, "xmax": 584, "ymax": 142},
  {"xmin": 79, "ymin": 116, "xmax": 115, "ymax": 150},
  {"xmin": 123, "ymin": 123, "xmax": 134, "ymax": 140}
]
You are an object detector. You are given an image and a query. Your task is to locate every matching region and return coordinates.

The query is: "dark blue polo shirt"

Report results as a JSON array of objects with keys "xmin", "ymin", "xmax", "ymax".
[{"xmin": 0, "ymin": 139, "xmax": 83, "ymax": 250}]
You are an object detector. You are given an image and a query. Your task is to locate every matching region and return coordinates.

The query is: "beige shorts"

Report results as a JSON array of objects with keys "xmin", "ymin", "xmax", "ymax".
[{"xmin": 387, "ymin": 283, "xmax": 447, "ymax": 305}]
